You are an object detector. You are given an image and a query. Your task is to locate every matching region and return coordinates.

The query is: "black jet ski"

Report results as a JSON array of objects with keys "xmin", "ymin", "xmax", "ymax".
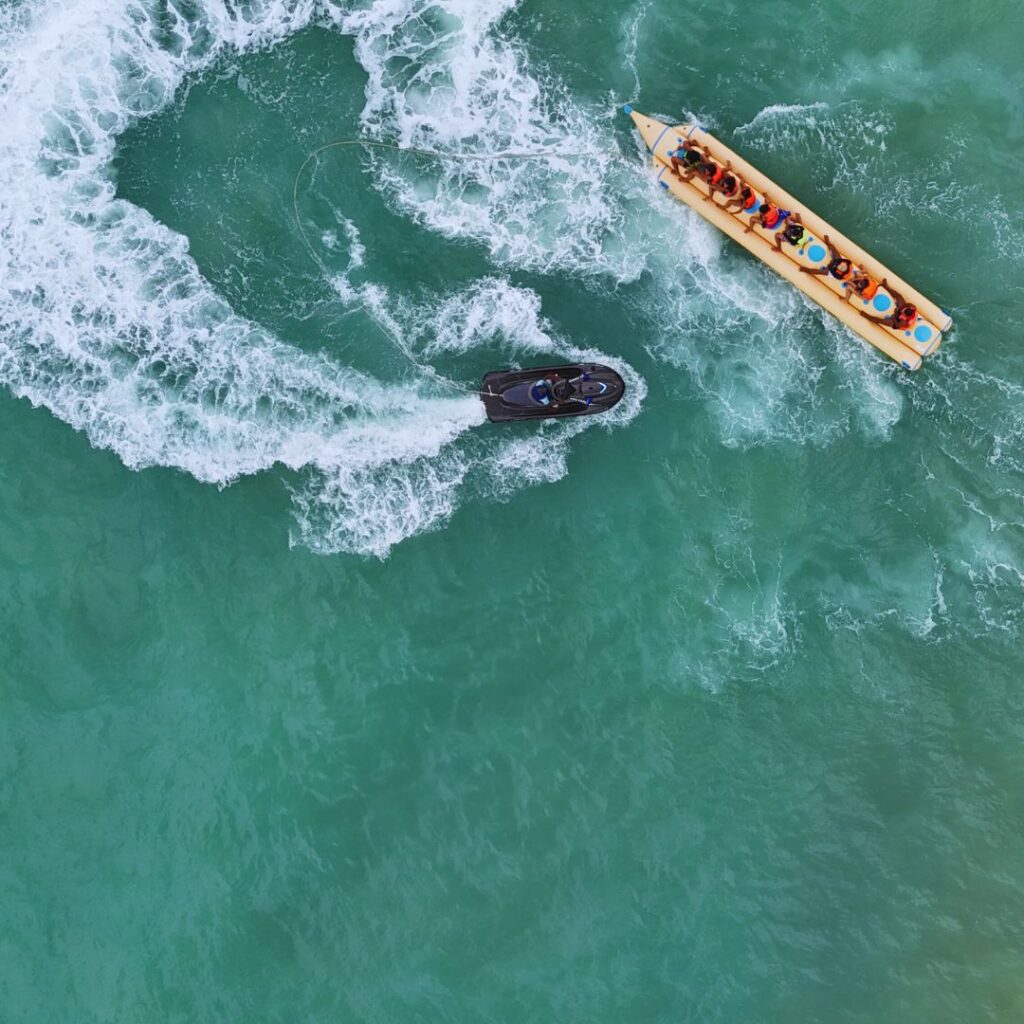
[{"xmin": 481, "ymin": 363, "xmax": 625, "ymax": 423}]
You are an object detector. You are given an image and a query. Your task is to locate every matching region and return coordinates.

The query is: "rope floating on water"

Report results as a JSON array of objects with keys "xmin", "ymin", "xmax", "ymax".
[{"xmin": 290, "ymin": 138, "xmax": 626, "ymax": 396}]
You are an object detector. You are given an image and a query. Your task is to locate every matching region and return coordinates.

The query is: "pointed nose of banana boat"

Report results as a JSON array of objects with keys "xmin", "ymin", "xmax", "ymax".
[{"xmin": 622, "ymin": 107, "xmax": 683, "ymax": 159}]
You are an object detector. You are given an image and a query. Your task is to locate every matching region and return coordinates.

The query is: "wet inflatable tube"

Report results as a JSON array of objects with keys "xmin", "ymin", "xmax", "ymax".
[
  {"xmin": 626, "ymin": 108, "xmax": 953, "ymax": 370},
  {"xmin": 481, "ymin": 363, "xmax": 625, "ymax": 422}
]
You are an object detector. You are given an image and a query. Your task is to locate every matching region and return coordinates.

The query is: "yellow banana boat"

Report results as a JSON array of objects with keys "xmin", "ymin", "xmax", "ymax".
[{"xmin": 626, "ymin": 107, "xmax": 952, "ymax": 370}]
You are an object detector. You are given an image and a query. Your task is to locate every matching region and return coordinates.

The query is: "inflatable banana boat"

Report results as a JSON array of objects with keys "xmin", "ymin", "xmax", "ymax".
[{"xmin": 626, "ymin": 108, "xmax": 952, "ymax": 369}]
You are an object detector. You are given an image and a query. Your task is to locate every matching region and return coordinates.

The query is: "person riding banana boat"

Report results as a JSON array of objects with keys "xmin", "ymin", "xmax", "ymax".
[
  {"xmin": 696, "ymin": 149, "xmax": 737, "ymax": 202},
  {"xmin": 667, "ymin": 139, "xmax": 703, "ymax": 179},
  {"xmin": 663, "ymin": 125, "xmax": 923, "ymax": 339},
  {"xmin": 800, "ymin": 234, "xmax": 854, "ymax": 283},
  {"xmin": 744, "ymin": 195, "xmax": 791, "ymax": 233},
  {"xmin": 709, "ymin": 167, "xmax": 743, "ymax": 203},
  {"xmin": 773, "ymin": 211, "xmax": 809, "ymax": 253},
  {"xmin": 859, "ymin": 280, "xmax": 919, "ymax": 329},
  {"xmin": 625, "ymin": 108, "xmax": 950, "ymax": 368},
  {"xmin": 800, "ymin": 240, "xmax": 911, "ymax": 324},
  {"xmin": 844, "ymin": 269, "xmax": 881, "ymax": 305},
  {"xmin": 724, "ymin": 184, "xmax": 762, "ymax": 216}
]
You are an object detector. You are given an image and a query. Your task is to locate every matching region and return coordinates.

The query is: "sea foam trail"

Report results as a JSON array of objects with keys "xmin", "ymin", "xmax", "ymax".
[
  {"xmin": 324, "ymin": 0, "xmax": 642, "ymax": 281},
  {"xmin": 314, "ymin": 2, "xmax": 911, "ymax": 446},
  {"xmin": 316, "ymin": 2, "xmax": 1023, "ymax": 631},
  {"xmin": 0, "ymin": 0, "xmax": 641, "ymax": 557},
  {"xmin": 2, "ymin": 0, "xmax": 979, "ymax": 558}
]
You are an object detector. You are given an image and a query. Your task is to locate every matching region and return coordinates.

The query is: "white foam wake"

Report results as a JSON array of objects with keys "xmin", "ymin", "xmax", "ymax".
[
  {"xmin": 322, "ymin": 0, "xmax": 645, "ymax": 281},
  {"xmin": 1, "ymin": 0, "xmax": 931, "ymax": 557},
  {"xmin": 0, "ymin": 0, "xmax": 645, "ymax": 556},
  {"xmin": 315, "ymin": 4, "xmax": 910, "ymax": 448}
]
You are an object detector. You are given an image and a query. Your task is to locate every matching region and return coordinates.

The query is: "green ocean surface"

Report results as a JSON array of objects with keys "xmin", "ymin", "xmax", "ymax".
[{"xmin": 2, "ymin": 1, "xmax": 1024, "ymax": 1021}]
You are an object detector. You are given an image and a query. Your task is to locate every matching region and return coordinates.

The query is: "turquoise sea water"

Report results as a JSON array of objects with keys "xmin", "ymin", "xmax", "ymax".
[{"xmin": 3, "ymin": 1, "xmax": 1024, "ymax": 1020}]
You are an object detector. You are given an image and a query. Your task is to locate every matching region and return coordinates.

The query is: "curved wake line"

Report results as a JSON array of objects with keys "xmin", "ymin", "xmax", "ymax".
[
  {"xmin": 734, "ymin": 102, "xmax": 830, "ymax": 135},
  {"xmin": 290, "ymin": 136, "xmax": 629, "ymax": 397},
  {"xmin": 7, "ymin": 0, "xmax": 981, "ymax": 557},
  {"xmin": 0, "ymin": 0, "xmax": 646, "ymax": 557}
]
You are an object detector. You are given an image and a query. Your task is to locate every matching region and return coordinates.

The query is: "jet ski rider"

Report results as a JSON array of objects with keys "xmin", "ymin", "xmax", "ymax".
[
  {"xmin": 530, "ymin": 379, "xmax": 553, "ymax": 406},
  {"xmin": 530, "ymin": 377, "xmax": 575, "ymax": 407}
]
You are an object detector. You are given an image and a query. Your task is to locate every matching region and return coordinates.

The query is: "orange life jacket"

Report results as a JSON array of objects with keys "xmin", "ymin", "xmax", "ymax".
[
  {"xmin": 895, "ymin": 304, "xmax": 918, "ymax": 326},
  {"xmin": 762, "ymin": 204, "xmax": 781, "ymax": 229},
  {"xmin": 741, "ymin": 189, "xmax": 759, "ymax": 211},
  {"xmin": 855, "ymin": 276, "xmax": 879, "ymax": 300}
]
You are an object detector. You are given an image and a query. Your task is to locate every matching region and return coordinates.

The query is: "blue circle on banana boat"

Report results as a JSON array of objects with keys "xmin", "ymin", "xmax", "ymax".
[
  {"xmin": 873, "ymin": 294, "xmax": 892, "ymax": 312},
  {"xmin": 808, "ymin": 244, "xmax": 826, "ymax": 262},
  {"xmin": 914, "ymin": 325, "xmax": 932, "ymax": 342}
]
